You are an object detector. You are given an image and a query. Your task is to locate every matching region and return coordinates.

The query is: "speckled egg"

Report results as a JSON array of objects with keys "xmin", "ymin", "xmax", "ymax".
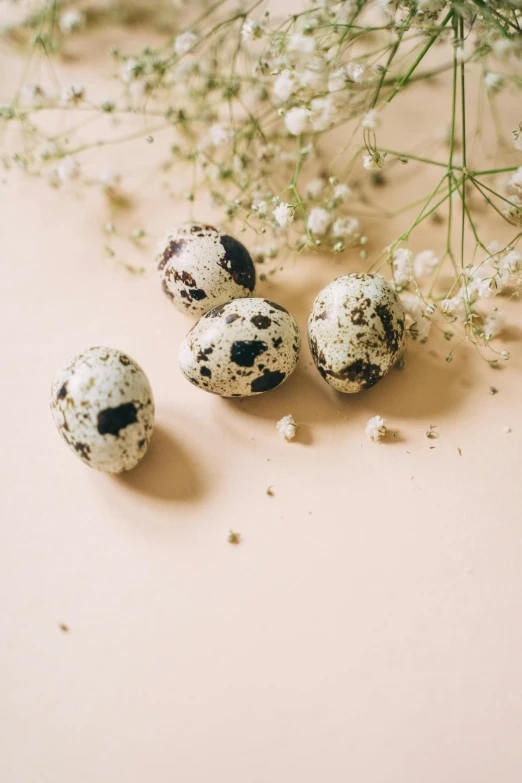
[
  {"xmin": 179, "ymin": 298, "xmax": 300, "ymax": 397},
  {"xmin": 308, "ymin": 273, "xmax": 405, "ymax": 393},
  {"xmin": 50, "ymin": 347, "xmax": 155, "ymax": 472},
  {"xmin": 157, "ymin": 223, "xmax": 256, "ymax": 316}
]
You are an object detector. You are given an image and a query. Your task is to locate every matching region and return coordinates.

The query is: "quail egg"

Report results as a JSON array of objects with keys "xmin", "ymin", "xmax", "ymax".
[
  {"xmin": 157, "ymin": 223, "xmax": 256, "ymax": 316},
  {"xmin": 179, "ymin": 298, "xmax": 300, "ymax": 397},
  {"xmin": 50, "ymin": 347, "xmax": 155, "ymax": 472},
  {"xmin": 308, "ymin": 273, "xmax": 405, "ymax": 393}
]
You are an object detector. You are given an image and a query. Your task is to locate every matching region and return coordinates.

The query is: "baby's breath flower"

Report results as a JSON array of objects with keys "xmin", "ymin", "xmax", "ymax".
[
  {"xmin": 59, "ymin": 9, "xmax": 85, "ymax": 35},
  {"xmin": 276, "ymin": 414, "xmax": 298, "ymax": 441},
  {"xmin": 305, "ymin": 177, "xmax": 326, "ymax": 199},
  {"xmin": 328, "ymin": 68, "xmax": 347, "ymax": 92},
  {"xmin": 288, "ymin": 33, "xmax": 315, "ymax": 54},
  {"xmin": 332, "ymin": 215, "xmax": 360, "ymax": 242},
  {"xmin": 485, "ymin": 72, "xmax": 504, "ymax": 93},
  {"xmin": 509, "ymin": 167, "xmax": 522, "ymax": 191},
  {"xmin": 174, "ymin": 31, "xmax": 197, "ymax": 56},
  {"xmin": 99, "ymin": 169, "xmax": 121, "ymax": 191},
  {"xmin": 209, "ymin": 124, "xmax": 232, "ymax": 146},
  {"xmin": 61, "ymin": 84, "xmax": 85, "ymax": 104},
  {"xmin": 361, "ymin": 109, "xmax": 381, "ymax": 129},
  {"xmin": 333, "ymin": 183, "xmax": 352, "ymax": 203},
  {"xmin": 346, "ymin": 61, "xmax": 367, "ymax": 83},
  {"xmin": 56, "ymin": 156, "xmax": 80, "ymax": 183},
  {"xmin": 441, "ymin": 296, "xmax": 462, "ymax": 315},
  {"xmin": 251, "ymin": 200, "xmax": 267, "ymax": 215},
  {"xmin": 284, "ymin": 106, "xmax": 309, "ymax": 136},
  {"xmin": 273, "ymin": 70, "xmax": 297, "ymax": 102},
  {"xmin": 413, "ymin": 249, "xmax": 439, "ymax": 278},
  {"xmin": 307, "ymin": 206, "xmax": 331, "ymax": 235},
  {"xmin": 392, "ymin": 247, "xmax": 412, "ymax": 286},
  {"xmin": 483, "ymin": 309, "xmax": 505, "ymax": 339},
  {"xmin": 242, "ymin": 20, "xmax": 264, "ymax": 42},
  {"xmin": 120, "ymin": 58, "xmax": 140, "ymax": 83},
  {"xmin": 363, "ymin": 152, "xmax": 385, "ymax": 171},
  {"xmin": 21, "ymin": 84, "xmax": 45, "ymax": 102},
  {"xmin": 99, "ymin": 98, "xmax": 115, "ymax": 113},
  {"xmin": 401, "ymin": 294, "xmax": 431, "ymax": 340},
  {"xmin": 365, "ymin": 416, "xmax": 387, "ymax": 442},
  {"xmin": 309, "ymin": 97, "xmax": 336, "ymax": 130},
  {"xmin": 273, "ymin": 202, "xmax": 294, "ymax": 227}
]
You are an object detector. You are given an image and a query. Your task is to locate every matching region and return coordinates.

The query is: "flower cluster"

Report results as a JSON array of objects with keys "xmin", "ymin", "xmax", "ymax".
[{"xmin": 1, "ymin": 0, "xmax": 521, "ymax": 360}]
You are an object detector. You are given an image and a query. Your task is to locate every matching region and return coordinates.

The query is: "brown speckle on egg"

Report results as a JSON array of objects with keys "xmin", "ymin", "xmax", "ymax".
[
  {"xmin": 50, "ymin": 347, "xmax": 155, "ymax": 472},
  {"xmin": 179, "ymin": 298, "xmax": 300, "ymax": 397},
  {"xmin": 308, "ymin": 274, "xmax": 405, "ymax": 393},
  {"xmin": 157, "ymin": 224, "xmax": 256, "ymax": 317}
]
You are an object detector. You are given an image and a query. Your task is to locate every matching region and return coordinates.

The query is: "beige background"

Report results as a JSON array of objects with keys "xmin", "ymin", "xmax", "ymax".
[{"xmin": 2, "ymin": 5, "xmax": 522, "ymax": 782}]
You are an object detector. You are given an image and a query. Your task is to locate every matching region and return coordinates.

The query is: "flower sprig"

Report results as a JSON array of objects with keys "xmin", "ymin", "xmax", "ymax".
[{"xmin": 1, "ymin": 0, "xmax": 522, "ymax": 358}]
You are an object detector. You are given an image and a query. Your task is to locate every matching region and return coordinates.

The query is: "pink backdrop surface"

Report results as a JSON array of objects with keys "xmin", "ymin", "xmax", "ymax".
[{"xmin": 2, "ymin": 4, "xmax": 522, "ymax": 782}]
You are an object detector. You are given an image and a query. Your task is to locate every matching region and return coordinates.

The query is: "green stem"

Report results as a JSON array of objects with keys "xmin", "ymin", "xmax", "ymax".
[{"xmin": 385, "ymin": 8, "xmax": 453, "ymax": 104}]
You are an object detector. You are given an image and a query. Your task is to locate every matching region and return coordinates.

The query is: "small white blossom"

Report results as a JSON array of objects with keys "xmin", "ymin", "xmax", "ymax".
[
  {"xmin": 500, "ymin": 249, "xmax": 522, "ymax": 275},
  {"xmin": 413, "ymin": 249, "xmax": 439, "ymax": 278},
  {"xmin": 333, "ymin": 183, "xmax": 352, "ymax": 203},
  {"xmin": 288, "ymin": 33, "xmax": 315, "ymax": 53},
  {"xmin": 174, "ymin": 31, "xmax": 197, "ymax": 56},
  {"xmin": 59, "ymin": 9, "xmax": 85, "ymax": 34},
  {"xmin": 365, "ymin": 416, "xmax": 387, "ymax": 442},
  {"xmin": 61, "ymin": 84, "xmax": 85, "ymax": 104},
  {"xmin": 251, "ymin": 200, "xmax": 267, "ymax": 215},
  {"xmin": 305, "ymin": 177, "xmax": 326, "ymax": 199},
  {"xmin": 401, "ymin": 294, "xmax": 431, "ymax": 340},
  {"xmin": 441, "ymin": 296, "xmax": 462, "ymax": 314},
  {"xmin": 483, "ymin": 309, "xmax": 505, "ymax": 339},
  {"xmin": 308, "ymin": 207, "xmax": 331, "ymax": 235},
  {"xmin": 485, "ymin": 72, "xmax": 504, "ymax": 93},
  {"xmin": 363, "ymin": 152, "xmax": 385, "ymax": 171},
  {"xmin": 284, "ymin": 106, "xmax": 309, "ymax": 136},
  {"xmin": 273, "ymin": 70, "xmax": 297, "ymax": 102},
  {"xmin": 99, "ymin": 169, "xmax": 121, "ymax": 190},
  {"xmin": 332, "ymin": 215, "xmax": 360, "ymax": 240},
  {"xmin": 509, "ymin": 167, "xmax": 522, "ymax": 191},
  {"xmin": 346, "ymin": 61, "xmax": 366, "ymax": 83},
  {"xmin": 241, "ymin": 20, "xmax": 264, "ymax": 42},
  {"xmin": 21, "ymin": 84, "xmax": 45, "ymax": 102},
  {"xmin": 276, "ymin": 415, "xmax": 298, "ymax": 441},
  {"xmin": 309, "ymin": 96, "xmax": 336, "ymax": 130},
  {"xmin": 503, "ymin": 194, "xmax": 522, "ymax": 223},
  {"xmin": 504, "ymin": 426, "xmax": 512, "ymax": 434},
  {"xmin": 273, "ymin": 202, "xmax": 295, "ymax": 227},
  {"xmin": 328, "ymin": 68, "xmax": 346, "ymax": 92},
  {"xmin": 361, "ymin": 109, "xmax": 381, "ymax": 130},
  {"xmin": 392, "ymin": 247, "xmax": 412, "ymax": 285},
  {"xmin": 56, "ymin": 156, "xmax": 80, "ymax": 183},
  {"xmin": 128, "ymin": 81, "xmax": 147, "ymax": 101},
  {"xmin": 120, "ymin": 58, "xmax": 140, "ymax": 83},
  {"xmin": 469, "ymin": 275, "xmax": 498, "ymax": 300},
  {"xmin": 209, "ymin": 123, "xmax": 232, "ymax": 146}
]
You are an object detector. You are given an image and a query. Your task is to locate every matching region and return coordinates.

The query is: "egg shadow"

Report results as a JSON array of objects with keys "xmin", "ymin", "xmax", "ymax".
[
  {"xmin": 222, "ymin": 331, "xmax": 474, "ymax": 431},
  {"xmin": 116, "ymin": 424, "xmax": 204, "ymax": 501}
]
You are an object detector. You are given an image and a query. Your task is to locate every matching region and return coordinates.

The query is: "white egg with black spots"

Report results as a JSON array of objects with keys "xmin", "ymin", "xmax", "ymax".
[
  {"xmin": 157, "ymin": 223, "xmax": 256, "ymax": 316},
  {"xmin": 308, "ymin": 273, "xmax": 405, "ymax": 393},
  {"xmin": 50, "ymin": 347, "xmax": 155, "ymax": 472},
  {"xmin": 179, "ymin": 298, "xmax": 300, "ymax": 397}
]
